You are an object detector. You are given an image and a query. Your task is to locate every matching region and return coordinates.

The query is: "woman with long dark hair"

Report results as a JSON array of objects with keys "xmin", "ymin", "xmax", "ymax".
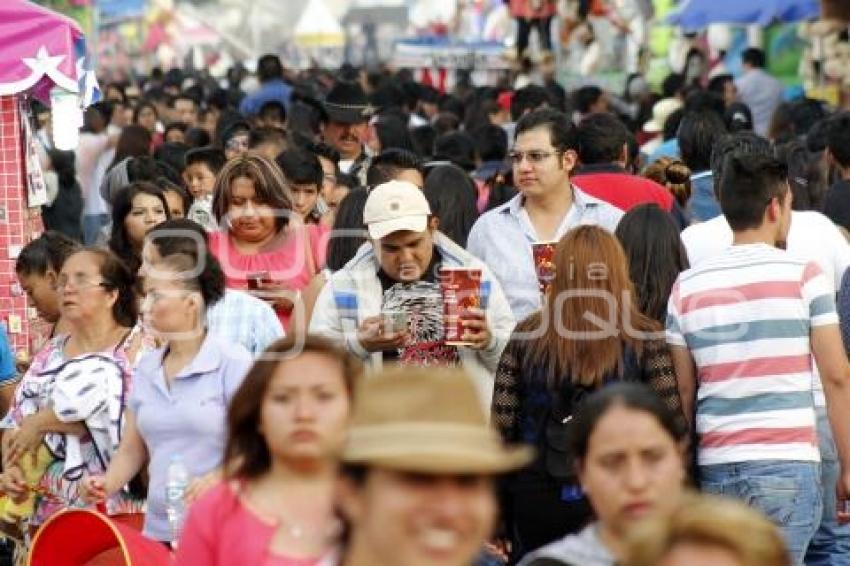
[
  {"xmin": 492, "ymin": 226, "xmax": 685, "ymax": 561},
  {"xmin": 133, "ymin": 102, "xmax": 159, "ymax": 135},
  {"xmin": 615, "ymin": 204, "xmax": 689, "ymax": 323},
  {"xmin": 208, "ymin": 154, "xmax": 326, "ymax": 332},
  {"xmin": 108, "ymin": 181, "xmax": 170, "ymax": 275},
  {"xmin": 42, "ymin": 149, "xmax": 83, "ymax": 242},
  {"xmin": 422, "ymin": 164, "xmax": 479, "ymax": 248},
  {"xmin": 108, "ymin": 125, "xmax": 152, "ymax": 172}
]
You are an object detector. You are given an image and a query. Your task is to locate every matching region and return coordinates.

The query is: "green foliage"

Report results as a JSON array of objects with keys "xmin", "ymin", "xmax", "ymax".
[{"xmin": 30, "ymin": 0, "xmax": 92, "ymax": 35}]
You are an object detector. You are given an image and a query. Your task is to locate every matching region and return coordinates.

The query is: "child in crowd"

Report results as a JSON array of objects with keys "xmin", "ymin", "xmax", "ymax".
[
  {"xmin": 275, "ymin": 149, "xmax": 324, "ymax": 225},
  {"xmin": 184, "ymin": 147, "xmax": 226, "ymax": 231}
]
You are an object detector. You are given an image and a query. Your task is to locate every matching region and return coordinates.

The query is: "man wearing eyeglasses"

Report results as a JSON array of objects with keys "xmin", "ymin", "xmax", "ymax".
[
  {"xmin": 467, "ymin": 108, "xmax": 623, "ymax": 321},
  {"xmin": 221, "ymin": 121, "xmax": 252, "ymax": 161}
]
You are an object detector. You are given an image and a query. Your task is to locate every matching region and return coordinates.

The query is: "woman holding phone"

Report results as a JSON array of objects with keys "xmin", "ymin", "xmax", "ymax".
[{"xmin": 207, "ymin": 154, "xmax": 326, "ymax": 332}]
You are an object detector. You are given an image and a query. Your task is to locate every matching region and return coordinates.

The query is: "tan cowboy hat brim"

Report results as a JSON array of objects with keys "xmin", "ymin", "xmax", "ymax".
[{"xmin": 342, "ymin": 423, "xmax": 535, "ymax": 475}]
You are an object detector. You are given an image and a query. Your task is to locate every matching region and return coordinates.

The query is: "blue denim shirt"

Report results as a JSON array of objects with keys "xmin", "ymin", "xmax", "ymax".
[
  {"xmin": 838, "ymin": 268, "xmax": 850, "ymax": 355},
  {"xmin": 688, "ymin": 171, "xmax": 721, "ymax": 222},
  {"xmin": 0, "ymin": 327, "xmax": 15, "ymax": 384},
  {"xmin": 647, "ymin": 138, "xmax": 680, "ymax": 164},
  {"xmin": 238, "ymin": 79, "xmax": 292, "ymax": 115}
]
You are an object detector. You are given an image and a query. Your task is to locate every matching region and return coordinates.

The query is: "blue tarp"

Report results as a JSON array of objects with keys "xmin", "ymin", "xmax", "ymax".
[
  {"xmin": 667, "ymin": 0, "xmax": 820, "ymax": 31},
  {"xmin": 97, "ymin": 0, "xmax": 146, "ymax": 22}
]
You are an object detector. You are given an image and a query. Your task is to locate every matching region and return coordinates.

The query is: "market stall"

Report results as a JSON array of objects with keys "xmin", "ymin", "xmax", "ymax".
[
  {"xmin": 392, "ymin": 37, "xmax": 511, "ymax": 92},
  {"xmin": 665, "ymin": 0, "xmax": 846, "ymax": 104},
  {"xmin": 0, "ymin": 0, "xmax": 98, "ymax": 366}
]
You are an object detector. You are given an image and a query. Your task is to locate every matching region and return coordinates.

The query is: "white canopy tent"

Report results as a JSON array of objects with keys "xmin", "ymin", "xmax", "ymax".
[{"xmin": 295, "ymin": 0, "xmax": 346, "ymax": 47}]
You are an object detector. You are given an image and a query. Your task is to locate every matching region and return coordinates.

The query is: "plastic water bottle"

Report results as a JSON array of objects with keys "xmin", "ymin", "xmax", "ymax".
[{"xmin": 165, "ymin": 455, "xmax": 189, "ymax": 543}]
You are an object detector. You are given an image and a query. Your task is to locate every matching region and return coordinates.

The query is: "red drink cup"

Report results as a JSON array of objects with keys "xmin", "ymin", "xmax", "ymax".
[
  {"xmin": 439, "ymin": 267, "xmax": 482, "ymax": 346},
  {"xmin": 532, "ymin": 241, "xmax": 557, "ymax": 295}
]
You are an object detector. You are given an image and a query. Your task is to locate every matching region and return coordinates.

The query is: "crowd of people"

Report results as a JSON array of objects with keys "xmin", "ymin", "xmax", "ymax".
[{"xmin": 0, "ymin": 43, "xmax": 848, "ymax": 565}]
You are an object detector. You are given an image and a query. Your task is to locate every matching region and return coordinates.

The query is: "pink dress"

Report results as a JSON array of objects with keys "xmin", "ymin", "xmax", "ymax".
[
  {"xmin": 175, "ymin": 481, "xmax": 338, "ymax": 566},
  {"xmin": 208, "ymin": 224, "xmax": 328, "ymax": 329}
]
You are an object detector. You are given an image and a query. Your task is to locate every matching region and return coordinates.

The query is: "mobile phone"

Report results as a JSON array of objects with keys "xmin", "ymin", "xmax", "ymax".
[
  {"xmin": 247, "ymin": 271, "xmax": 271, "ymax": 290},
  {"xmin": 381, "ymin": 310, "xmax": 409, "ymax": 335}
]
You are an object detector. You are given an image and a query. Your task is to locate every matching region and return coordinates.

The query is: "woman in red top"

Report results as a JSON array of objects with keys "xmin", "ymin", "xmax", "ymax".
[
  {"xmin": 208, "ymin": 154, "xmax": 326, "ymax": 332},
  {"xmin": 175, "ymin": 336, "xmax": 362, "ymax": 566}
]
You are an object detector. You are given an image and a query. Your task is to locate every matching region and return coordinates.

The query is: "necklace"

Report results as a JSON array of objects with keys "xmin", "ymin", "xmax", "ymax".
[
  {"xmin": 241, "ymin": 487, "xmax": 341, "ymax": 543},
  {"xmin": 275, "ymin": 514, "xmax": 341, "ymax": 542},
  {"xmin": 238, "ymin": 478, "xmax": 341, "ymax": 544}
]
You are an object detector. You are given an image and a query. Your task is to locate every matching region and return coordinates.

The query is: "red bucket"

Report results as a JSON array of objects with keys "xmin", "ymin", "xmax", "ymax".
[{"xmin": 28, "ymin": 509, "xmax": 171, "ymax": 566}]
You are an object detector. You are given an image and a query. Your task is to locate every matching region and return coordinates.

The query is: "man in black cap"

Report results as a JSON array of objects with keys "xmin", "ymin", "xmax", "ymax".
[{"xmin": 321, "ymin": 81, "xmax": 374, "ymax": 186}]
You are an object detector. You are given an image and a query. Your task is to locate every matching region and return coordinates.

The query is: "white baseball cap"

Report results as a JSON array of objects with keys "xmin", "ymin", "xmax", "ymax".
[
  {"xmin": 644, "ymin": 98, "xmax": 682, "ymax": 134},
  {"xmin": 364, "ymin": 180, "xmax": 431, "ymax": 240}
]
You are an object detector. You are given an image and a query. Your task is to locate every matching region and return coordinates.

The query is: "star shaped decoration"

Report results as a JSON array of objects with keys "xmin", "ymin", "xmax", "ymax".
[{"xmin": 22, "ymin": 46, "xmax": 66, "ymax": 77}]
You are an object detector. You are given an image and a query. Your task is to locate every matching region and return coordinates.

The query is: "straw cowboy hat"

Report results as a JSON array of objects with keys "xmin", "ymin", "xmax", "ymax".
[{"xmin": 343, "ymin": 367, "xmax": 533, "ymax": 474}]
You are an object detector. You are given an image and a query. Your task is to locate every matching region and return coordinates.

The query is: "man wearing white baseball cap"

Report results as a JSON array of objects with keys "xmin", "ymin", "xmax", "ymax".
[
  {"xmin": 309, "ymin": 180, "xmax": 515, "ymax": 407},
  {"xmin": 640, "ymin": 98, "xmax": 682, "ymax": 157}
]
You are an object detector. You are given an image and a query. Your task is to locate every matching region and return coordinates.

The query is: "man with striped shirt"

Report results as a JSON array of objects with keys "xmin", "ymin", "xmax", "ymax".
[{"xmin": 666, "ymin": 154, "xmax": 850, "ymax": 563}]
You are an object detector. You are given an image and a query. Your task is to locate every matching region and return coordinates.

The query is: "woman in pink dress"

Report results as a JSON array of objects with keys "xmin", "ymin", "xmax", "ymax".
[
  {"xmin": 175, "ymin": 335, "xmax": 362, "ymax": 565},
  {"xmin": 208, "ymin": 154, "xmax": 327, "ymax": 332}
]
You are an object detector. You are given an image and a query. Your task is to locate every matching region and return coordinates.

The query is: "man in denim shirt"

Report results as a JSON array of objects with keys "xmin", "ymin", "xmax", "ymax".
[
  {"xmin": 467, "ymin": 109, "xmax": 622, "ymax": 321},
  {"xmin": 238, "ymin": 54, "xmax": 292, "ymax": 116},
  {"xmin": 679, "ymin": 111, "xmax": 727, "ymax": 222},
  {"xmin": 735, "ymin": 48, "xmax": 784, "ymax": 137}
]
